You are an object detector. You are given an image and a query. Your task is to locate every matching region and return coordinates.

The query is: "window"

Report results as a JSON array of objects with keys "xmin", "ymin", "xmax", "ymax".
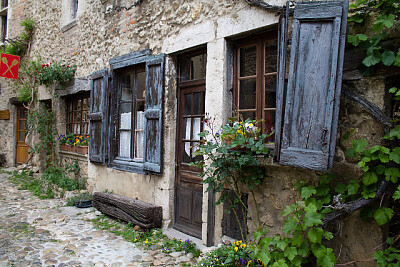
[
  {"xmin": 66, "ymin": 93, "xmax": 90, "ymax": 135},
  {"xmin": 89, "ymin": 50, "xmax": 165, "ymax": 174},
  {"xmin": 233, "ymin": 32, "xmax": 278, "ymax": 143},
  {"xmin": 117, "ymin": 66, "xmax": 146, "ymax": 161},
  {"xmin": 233, "ymin": 1, "xmax": 348, "ymax": 171},
  {"xmin": 0, "ymin": 0, "xmax": 8, "ymax": 42}
]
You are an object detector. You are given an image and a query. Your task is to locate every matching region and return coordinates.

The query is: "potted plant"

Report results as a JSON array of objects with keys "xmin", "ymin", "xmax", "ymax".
[{"xmin": 59, "ymin": 134, "xmax": 89, "ymax": 155}]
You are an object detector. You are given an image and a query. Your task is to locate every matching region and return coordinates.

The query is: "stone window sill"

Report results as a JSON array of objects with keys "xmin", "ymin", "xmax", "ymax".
[{"xmin": 61, "ymin": 19, "xmax": 77, "ymax": 33}]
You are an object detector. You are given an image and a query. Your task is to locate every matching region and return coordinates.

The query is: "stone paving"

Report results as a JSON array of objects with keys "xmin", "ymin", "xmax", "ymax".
[{"xmin": 0, "ymin": 168, "xmax": 198, "ymax": 267}]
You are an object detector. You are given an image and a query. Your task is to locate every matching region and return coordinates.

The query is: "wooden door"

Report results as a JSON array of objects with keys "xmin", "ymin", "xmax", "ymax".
[
  {"xmin": 16, "ymin": 106, "xmax": 28, "ymax": 164},
  {"xmin": 174, "ymin": 81, "xmax": 205, "ymax": 238}
]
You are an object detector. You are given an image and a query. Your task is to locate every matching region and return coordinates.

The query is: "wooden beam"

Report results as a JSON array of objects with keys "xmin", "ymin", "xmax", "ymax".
[{"xmin": 92, "ymin": 192, "xmax": 162, "ymax": 229}]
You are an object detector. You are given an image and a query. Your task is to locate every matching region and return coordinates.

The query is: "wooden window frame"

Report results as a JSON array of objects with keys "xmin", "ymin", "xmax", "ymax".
[
  {"xmin": 114, "ymin": 65, "xmax": 145, "ymax": 162},
  {"xmin": 105, "ymin": 50, "xmax": 165, "ymax": 174},
  {"xmin": 66, "ymin": 92, "xmax": 90, "ymax": 136},
  {"xmin": 233, "ymin": 31, "xmax": 278, "ymax": 144}
]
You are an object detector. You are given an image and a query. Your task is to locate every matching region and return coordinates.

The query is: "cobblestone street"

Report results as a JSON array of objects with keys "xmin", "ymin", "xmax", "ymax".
[{"xmin": 0, "ymin": 168, "xmax": 198, "ymax": 267}]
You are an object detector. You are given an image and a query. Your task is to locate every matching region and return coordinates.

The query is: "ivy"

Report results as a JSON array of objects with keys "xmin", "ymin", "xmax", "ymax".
[{"xmin": 348, "ymin": 0, "xmax": 400, "ymax": 73}]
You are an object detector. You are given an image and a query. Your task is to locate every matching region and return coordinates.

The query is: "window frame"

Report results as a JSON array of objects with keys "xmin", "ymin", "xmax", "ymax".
[
  {"xmin": 114, "ymin": 65, "xmax": 146, "ymax": 163},
  {"xmin": 65, "ymin": 92, "xmax": 90, "ymax": 136},
  {"xmin": 106, "ymin": 50, "xmax": 165, "ymax": 174},
  {"xmin": 232, "ymin": 30, "xmax": 278, "ymax": 144}
]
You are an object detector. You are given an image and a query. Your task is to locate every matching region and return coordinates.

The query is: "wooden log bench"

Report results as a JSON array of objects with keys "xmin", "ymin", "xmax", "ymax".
[{"xmin": 92, "ymin": 192, "xmax": 162, "ymax": 229}]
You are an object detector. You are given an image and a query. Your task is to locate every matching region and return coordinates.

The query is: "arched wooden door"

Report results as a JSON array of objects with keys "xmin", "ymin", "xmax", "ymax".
[{"xmin": 16, "ymin": 105, "xmax": 28, "ymax": 164}]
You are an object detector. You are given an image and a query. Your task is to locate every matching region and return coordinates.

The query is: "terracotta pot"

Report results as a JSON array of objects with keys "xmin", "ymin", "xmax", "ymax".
[
  {"xmin": 60, "ymin": 144, "xmax": 74, "ymax": 152},
  {"xmin": 75, "ymin": 146, "xmax": 88, "ymax": 155}
]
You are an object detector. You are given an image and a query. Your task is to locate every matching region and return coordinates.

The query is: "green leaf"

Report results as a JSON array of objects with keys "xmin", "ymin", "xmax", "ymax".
[
  {"xmin": 271, "ymin": 259, "xmax": 288, "ymax": 267},
  {"xmin": 373, "ymin": 14, "xmax": 394, "ymax": 32},
  {"xmin": 307, "ymin": 228, "xmax": 324, "ymax": 243},
  {"xmin": 304, "ymin": 204, "xmax": 323, "ymax": 227},
  {"xmin": 389, "ymin": 87, "xmax": 397, "ymax": 93},
  {"xmin": 347, "ymin": 180, "xmax": 360, "ymax": 195},
  {"xmin": 284, "ymin": 247, "xmax": 297, "ymax": 261},
  {"xmin": 375, "ymin": 164, "xmax": 387, "ymax": 175},
  {"xmin": 324, "ymin": 231, "xmax": 334, "ymax": 240},
  {"xmin": 346, "ymin": 148, "xmax": 356, "ymax": 158},
  {"xmin": 393, "ymin": 185, "xmax": 400, "ymax": 201},
  {"xmin": 353, "ymin": 138, "xmax": 368, "ymax": 153},
  {"xmin": 256, "ymin": 249, "xmax": 271, "ymax": 266},
  {"xmin": 383, "ymin": 125, "xmax": 400, "ymax": 140},
  {"xmin": 362, "ymin": 171, "xmax": 378, "ymax": 186},
  {"xmin": 384, "ymin": 168, "xmax": 400, "ymax": 183},
  {"xmin": 335, "ymin": 183, "xmax": 347, "ymax": 194},
  {"xmin": 394, "ymin": 49, "xmax": 400, "ymax": 67},
  {"xmin": 291, "ymin": 234, "xmax": 303, "ymax": 247},
  {"xmin": 316, "ymin": 247, "xmax": 336, "ymax": 267},
  {"xmin": 283, "ymin": 218, "xmax": 298, "ymax": 233},
  {"xmin": 389, "ymin": 147, "xmax": 400, "ymax": 164},
  {"xmin": 363, "ymin": 54, "xmax": 381, "ymax": 67},
  {"xmin": 301, "ymin": 186, "xmax": 316, "ymax": 200},
  {"xmin": 374, "ymin": 207, "xmax": 394, "ymax": 226},
  {"xmin": 382, "ymin": 50, "xmax": 395, "ymax": 66},
  {"xmin": 282, "ymin": 205, "xmax": 295, "ymax": 217},
  {"xmin": 276, "ymin": 239, "xmax": 287, "ymax": 251}
]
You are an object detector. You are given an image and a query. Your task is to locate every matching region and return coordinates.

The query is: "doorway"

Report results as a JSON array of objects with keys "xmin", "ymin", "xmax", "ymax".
[
  {"xmin": 15, "ymin": 105, "xmax": 28, "ymax": 164},
  {"xmin": 174, "ymin": 51, "xmax": 206, "ymax": 238}
]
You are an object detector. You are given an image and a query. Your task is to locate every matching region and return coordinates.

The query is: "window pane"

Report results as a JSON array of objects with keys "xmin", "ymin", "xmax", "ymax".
[
  {"xmin": 239, "ymin": 79, "xmax": 256, "ymax": 109},
  {"xmin": 264, "ymin": 110, "xmax": 275, "ymax": 141},
  {"xmin": 135, "ymin": 111, "xmax": 145, "ymax": 159},
  {"xmin": 193, "ymin": 118, "xmax": 201, "ymax": 141},
  {"xmin": 191, "ymin": 54, "xmax": 206, "ymax": 80},
  {"xmin": 183, "ymin": 141, "xmax": 191, "ymax": 163},
  {"xmin": 20, "ymin": 109, "xmax": 26, "ymax": 119},
  {"xmin": 19, "ymin": 120, "xmax": 25, "ymax": 131},
  {"xmin": 184, "ymin": 94, "xmax": 191, "ymax": 115},
  {"xmin": 265, "ymin": 39, "xmax": 278, "ymax": 73},
  {"xmin": 137, "ymin": 71, "xmax": 146, "ymax": 100},
  {"xmin": 18, "ymin": 131, "xmax": 24, "ymax": 142},
  {"xmin": 192, "ymin": 142, "xmax": 201, "ymax": 163},
  {"xmin": 179, "ymin": 57, "xmax": 190, "ymax": 82},
  {"xmin": 265, "ymin": 76, "xmax": 277, "ymax": 108},
  {"xmin": 184, "ymin": 118, "xmax": 191, "ymax": 140},
  {"xmin": 135, "ymin": 131, "xmax": 144, "ymax": 159},
  {"xmin": 120, "ymin": 102, "xmax": 132, "ymax": 130},
  {"xmin": 239, "ymin": 111, "xmax": 256, "ymax": 121},
  {"xmin": 121, "ymin": 74, "xmax": 133, "ymax": 101},
  {"xmin": 193, "ymin": 93, "xmax": 200, "ymax": 115},
  {"xmin": 179, "ymin": 53, "xmax": 207, "ymax": 81},
  {"xmin": 240, "ymin": 46, "xmax": 256, "ymax": 77},
  {"xmin": 119, "ymin": 131, "xmax": 131, "ymax": 158}
]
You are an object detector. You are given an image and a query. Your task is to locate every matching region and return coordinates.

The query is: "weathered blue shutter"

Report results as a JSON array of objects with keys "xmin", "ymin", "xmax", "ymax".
[
  {"xmin": 276, "ymin": 1, "xmax": 348, "ymax": 171},
  {"xmin": 89, "ymin": 69, "xmax": 108, "ymax": 164},
  {"xmin": 143, "ymin": 54, "xmax": 165, "ymax": 173}
]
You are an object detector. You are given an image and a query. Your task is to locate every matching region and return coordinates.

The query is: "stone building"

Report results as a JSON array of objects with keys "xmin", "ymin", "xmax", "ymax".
[{"xmin": 0, "ymin": 0, "xmax": 397, "ymax": 264}]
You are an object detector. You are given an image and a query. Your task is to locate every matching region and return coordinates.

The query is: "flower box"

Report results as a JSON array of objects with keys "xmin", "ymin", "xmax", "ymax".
[
  {"xmin": 60, "ymin": 144, "xmax": 88, "ymax": 155},
  {"xmin": 60, "ymin": 144, "xmax": 74, "ymax": 152},
  {"xmin": 75, "ymin": 146, "xmax": 88, "ymax": 155}
]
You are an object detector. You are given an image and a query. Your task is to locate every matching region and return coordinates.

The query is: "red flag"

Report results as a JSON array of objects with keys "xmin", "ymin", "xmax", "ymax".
[{"xmin": 0, "ymin": 53, "xmax": 20, "ymax": 79}]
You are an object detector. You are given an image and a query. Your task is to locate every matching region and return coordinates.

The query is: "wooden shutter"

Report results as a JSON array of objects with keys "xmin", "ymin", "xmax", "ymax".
[
  {"xmin": 143, "ymin": 54, "xmax": 165, "ymax": 173},
  {"xmin": 276, "ymin": 1, "xmax": 348, "ymax": 171},
  {"xmin": 89, "ymin": 69, "xmax": 108, "ymax": 164}
]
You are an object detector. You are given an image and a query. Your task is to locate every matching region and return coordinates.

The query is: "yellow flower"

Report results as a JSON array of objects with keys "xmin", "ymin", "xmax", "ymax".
[
  {"xmin": 240, "ymin": 244, "xmax": 246, "ymax": 249},
  {"xmin": 247, "ymin": 260, "xmax": 252, "ymax": 267},
  {"xmin": 145, "ymin": 239, "xmax": 148, "ymax": 244},
  {"xmin": 237, "ymin": 130, "xmax": 243, "ymax": 134},
  {"xmin": 234, "ymin": 246, "xmax": 238, "ymax": 252},
  {"xmin": 134, "ymin": 238, "xmax": 137, "ymax": 242}
]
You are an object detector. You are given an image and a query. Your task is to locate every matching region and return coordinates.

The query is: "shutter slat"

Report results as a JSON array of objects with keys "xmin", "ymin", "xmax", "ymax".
[
  {"xmin": 277, "ymin": 0, "xmax": 348, "ymax": 171},
  {"xmin": 89, "ymin": 69, "xmax": 108, "ymax": 164},
  {"xmin": 143, "ymin": 54, "xmax": 165, "ymax": 174}
]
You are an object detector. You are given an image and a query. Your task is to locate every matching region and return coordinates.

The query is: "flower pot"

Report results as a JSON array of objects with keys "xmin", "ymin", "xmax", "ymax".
[
  {"xmin": 75, "ymin": 199, "xmax": 92, "ymax": 208},
  {"xmin": 75, "ymin": 146, "xmax": 88, "ymax": 155},
  {"xmin": 60, "ymin": 144, "xmax": 75, "ymax": 152}
]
